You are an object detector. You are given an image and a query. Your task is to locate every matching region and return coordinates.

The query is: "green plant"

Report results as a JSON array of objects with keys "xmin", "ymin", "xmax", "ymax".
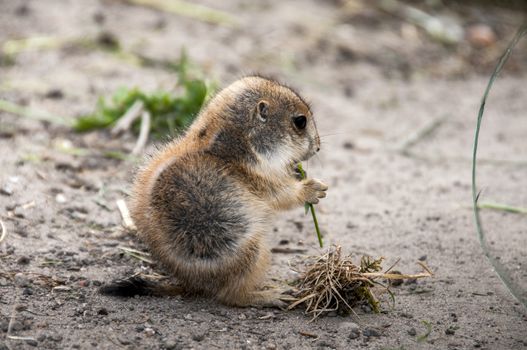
[
  {"xmin": 471, "ymin": 25, "xmax": 527, "ymax": 309},
  {"xmin": 74, "ymin": 51, "xmax": 215, "ymax": 138}
]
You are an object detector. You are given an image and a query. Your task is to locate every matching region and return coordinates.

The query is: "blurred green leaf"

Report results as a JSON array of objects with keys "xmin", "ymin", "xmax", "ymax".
[{"xmin": 74, "ymin": 52, "xmax": 215, "ymax": 138}]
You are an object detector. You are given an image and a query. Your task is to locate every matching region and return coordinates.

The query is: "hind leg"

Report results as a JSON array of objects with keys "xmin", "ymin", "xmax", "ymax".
[{"xmin": 215, "ymin": 240, "xmax": 287, "ymax": 309}]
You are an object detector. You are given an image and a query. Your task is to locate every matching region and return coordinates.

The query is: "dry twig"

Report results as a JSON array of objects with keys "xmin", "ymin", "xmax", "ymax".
[
  {"xmin": 271, "ymin": 247, "xmax": 308, "ymax": 254},
  {"xmin": 0, "ymin": 219, "xmax": 6, "ymax": 245},
  {"xmin": 116, "ymin": 199, "xmax": 136, "ymax": 231},
  {"xmin": 131, "ymin": 111, "xmax": 151, "ymax": 155},
  {"xmin": 111, "ymin": 100, "xmax": 144, "ymax": 136},
  {"xmin": 118, "ymin": 246, "xmax": 154, "ymax": 264},
  {"xmin": 6, "ymin": 291, "xmax": 21, "ymax": 346}
]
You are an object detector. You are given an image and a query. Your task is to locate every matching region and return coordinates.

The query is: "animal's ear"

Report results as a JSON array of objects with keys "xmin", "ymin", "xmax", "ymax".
[{"xmin": 255, "ymin": 100, "xmax": 269, "ymax": 122}]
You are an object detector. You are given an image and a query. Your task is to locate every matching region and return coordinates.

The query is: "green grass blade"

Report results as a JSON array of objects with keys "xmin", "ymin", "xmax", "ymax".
[
  {"xmin": 477, "ymin": 201, "xmax": 527, "ymax": 215},
  {"xmin": 0, "ymin": 99, "xmax": 70, "ymax": 126},
  {"xmin": 471, "ymin": 24, "xmax": 527, "ymax": 309},
  {"xmin": 127, "ymin": 0, "xmax": 239, "ymax": 27}
]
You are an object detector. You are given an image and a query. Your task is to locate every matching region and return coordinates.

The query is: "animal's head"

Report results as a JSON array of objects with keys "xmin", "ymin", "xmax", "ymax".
[{"xmin": 223, "ymin": 76, "xmax": 320, "ymax": 170}]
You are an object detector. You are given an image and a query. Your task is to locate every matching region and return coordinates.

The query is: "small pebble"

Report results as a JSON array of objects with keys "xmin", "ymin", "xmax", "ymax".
[
  {"xmin": 0, "ymin": 186, "xmax": 13, "ymax": 196},
  {"xmin": 13, "ymin": 207, "xmax": 25, "ymax": 218},
  {"xmin": 96, "ymin": 31, "xmax": 119, "ymax": 49},
  {"xmin": 363, "ymin": 327, "xmax": 381, "ymax": 337},
  {"xmin": 8, "ymin": 176, "xmax": 19, "ymax": 184},
  {"xmin": 17, "ymin": 256, "xmax": 31, "ymax": 265},
  {"xmin": 407, "ymin": 328, "xmax": 417, "ymax": 336},
  {"xmin": 466, "ymin": 24, "xmax": 497, "ymax": 48},
  {"xmin": 10, "ymin": 320, "xmax": 24, "ymax": 332},
  {"xmin": 343, "ymin": 141, "xmax": 354, "ymax": 149},
  {"xmin": 55, "ymin": 194, "xmax": 67, "ymax": 204},
  {"xmin": 445, "ymin": 327, "xmax": 456, "ymax": 335},
  {"xmin": 15, "ymin": 4, "xmax": 30, "ymax": 16},
  {"xmin": 316, "ymin": 340, "xmax": 335, "ymax": 348},
  {"xmin": 45, "ymin": 89, "xmax": 64, "ymax": 99},
  {"xmin": 78, "ymin": 280, "xmax": 90, "ymax": 288},
  {"xmin": 50, "ymin": 334, "xmax": 63, "ymax": 342},
  {"xmin": 14, "ymin": 228, "xmax": 28, "ymax": 237},
  {"xmin": 93, "ymin": 10, "xmax": 105, "ymax": 24},
  {"xmin": 25, "ymin": 339, "xmax": 38, "ymax": 347},
  {"xmin": 14, "ymin": 273, "xmax": 30, "ymax": 287},
  {"xmin": 164, "ymin": 339, "xmax": 179, "ymax": 350},
  {"xmin": 144, "ymin": 328, "xmax": 155, "ymax": 337},
  {"xmin": 360, "ymin": 304, "xmax": 372, "ymax": 313},
  {"xmin": 339, "ymin": 321, "xmax": 361, "ymax": 339},
  {"xmin": 118, "ymin": 335, "xmax": 131, "ymax": 345},
  {"xmin": 389, "ymin": 270, "xmax": 403, "ymax": 287},
  {"xmin": 191, "ymin": 333, "xmax": 205, "ymax": 342}
]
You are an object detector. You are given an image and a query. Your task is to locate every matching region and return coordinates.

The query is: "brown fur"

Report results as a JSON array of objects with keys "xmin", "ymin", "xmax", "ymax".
[{"xmin": 130, "ymin": 76, "xmax": 327, "ymax": 307}]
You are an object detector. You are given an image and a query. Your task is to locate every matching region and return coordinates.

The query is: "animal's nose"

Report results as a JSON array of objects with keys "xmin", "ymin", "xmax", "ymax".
[{"xmin": 316, "ymin": 146, "xmax": 320, "ymax": 152}]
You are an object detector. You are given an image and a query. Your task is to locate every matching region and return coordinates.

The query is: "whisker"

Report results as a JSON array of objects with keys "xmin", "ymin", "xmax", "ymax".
[
  {"xmin": 310, "ymin": 153, "xmax": 323, "ymax": 167},
  {"xmin": 319, "ymin": 132, "xmax": 348, "ymax": 138}
]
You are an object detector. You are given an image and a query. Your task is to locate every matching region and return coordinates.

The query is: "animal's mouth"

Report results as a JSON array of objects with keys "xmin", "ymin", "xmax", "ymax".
[
  {"xmin": 300, "ymin": 149, "xmax": 317, "ymax": 161},
  {"xmin": 291, "ymin": 147, "xmax": 317, "ymax": 169}
]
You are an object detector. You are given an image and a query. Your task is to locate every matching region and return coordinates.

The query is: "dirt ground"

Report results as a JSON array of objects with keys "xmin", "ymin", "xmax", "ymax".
[{"xmin": 1, "ymin": 1, "xmax": 527, "ymax": 349}]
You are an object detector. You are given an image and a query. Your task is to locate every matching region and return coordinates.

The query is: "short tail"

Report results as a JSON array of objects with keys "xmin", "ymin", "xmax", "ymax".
[{"xmin": 99, "ymin": 275, "xmax": 182, "ymax": 297}]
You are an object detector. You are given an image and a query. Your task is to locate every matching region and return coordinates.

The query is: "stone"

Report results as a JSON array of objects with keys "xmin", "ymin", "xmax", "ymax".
[
  {"xmin": 17, "ymin": 256, "xmax": 30, "ymax": 265},
  {"xmin": 363, "ymin": 327, "xmax": 382, "ymax": 337},
  {"xmin": 25, "ymin": 339, "xmax": 38, "ymax": 347},
  {"xmin": 339, "ymin": 321, "xmax": 361, "ymax": 339},
  {"xmin": 466, "ymin": 24, "xmax": 497, "ymax": 48}
]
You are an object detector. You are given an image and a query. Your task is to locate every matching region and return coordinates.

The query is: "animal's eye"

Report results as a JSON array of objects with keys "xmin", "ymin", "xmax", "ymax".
[{"xmin": 293, "ymin": 115, "xmax": 307, "ymax": 129}]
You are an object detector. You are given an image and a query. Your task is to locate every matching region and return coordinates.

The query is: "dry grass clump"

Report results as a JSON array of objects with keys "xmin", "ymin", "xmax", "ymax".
[{"xmin": 288, "ymin": 246, "xmax": 432, "ymax": 320}]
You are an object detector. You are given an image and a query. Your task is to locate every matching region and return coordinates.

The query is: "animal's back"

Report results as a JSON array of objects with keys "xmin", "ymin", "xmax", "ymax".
[
  {"xmin": 132, "ymin": 150, "xmax": 270, "ymax": 296},
  {"xmin": 150, "ymin": 153, "xmax": 249, "ymax": 260}
]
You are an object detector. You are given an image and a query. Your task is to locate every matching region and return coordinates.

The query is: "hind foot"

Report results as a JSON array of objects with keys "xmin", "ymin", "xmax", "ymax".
[{"xmin": 248, "ymin": 289, "xmax": 293, "ymax": 309}]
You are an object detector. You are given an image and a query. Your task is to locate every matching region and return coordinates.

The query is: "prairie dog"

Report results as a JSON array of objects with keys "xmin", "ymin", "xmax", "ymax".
[{"xmin": 104, "ymin": 76, "xmax": 328, "ymax": 307}]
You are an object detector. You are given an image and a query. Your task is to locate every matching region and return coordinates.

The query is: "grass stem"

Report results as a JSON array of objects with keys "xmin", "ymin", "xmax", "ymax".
[{"xmin": 297, "ymin": 164, "xmax": 323, "ymax": 248}]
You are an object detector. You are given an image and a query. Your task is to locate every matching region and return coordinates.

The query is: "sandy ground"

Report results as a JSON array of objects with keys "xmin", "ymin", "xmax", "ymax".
[{"xmin": 1, "ymin": 1, "xmax": 526, "ymax": 349}]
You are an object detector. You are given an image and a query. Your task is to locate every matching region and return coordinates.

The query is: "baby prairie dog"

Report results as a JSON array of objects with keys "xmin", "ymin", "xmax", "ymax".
[{"xmin": 129, "ymin": 76, "xmax": 327, "ymax": 307}]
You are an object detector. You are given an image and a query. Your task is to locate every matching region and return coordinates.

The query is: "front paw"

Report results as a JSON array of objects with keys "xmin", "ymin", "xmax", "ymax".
[{"xmin": 302, "ymin": 178, "xmax": 328, "ymax": 204}]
